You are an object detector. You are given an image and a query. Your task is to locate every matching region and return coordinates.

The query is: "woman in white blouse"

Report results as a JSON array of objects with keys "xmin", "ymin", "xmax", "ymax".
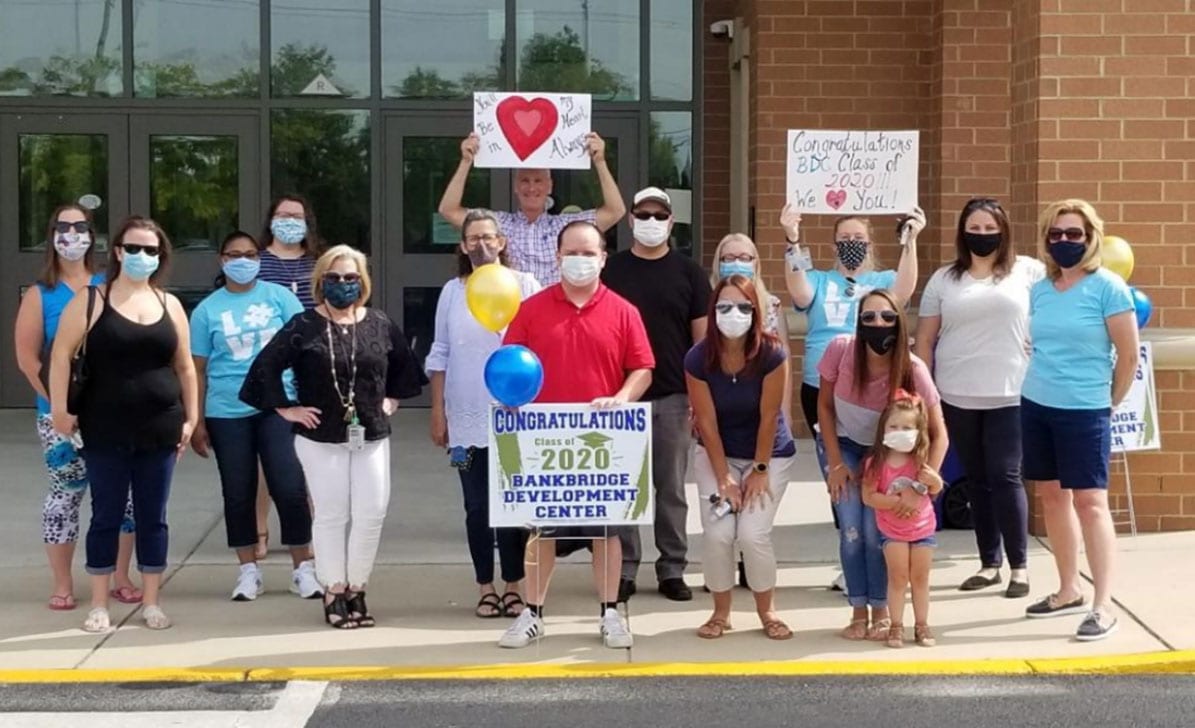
[
  {"xmin": 914, "ymin": 197, "xmax": 1044, "ymax": 598},
  {"xmin": 427, "ymin": 209, "xmax": 541, "ymax": 619}
]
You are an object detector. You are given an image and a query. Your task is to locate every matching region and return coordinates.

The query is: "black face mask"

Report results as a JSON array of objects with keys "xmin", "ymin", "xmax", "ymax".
[
  {"xmin": 859, "ymin": 324, "xmax": 898, "ymax": 355},
  {"xmin": 963, "ymin": 231, "xmax": 1001, "ymax": 258}
]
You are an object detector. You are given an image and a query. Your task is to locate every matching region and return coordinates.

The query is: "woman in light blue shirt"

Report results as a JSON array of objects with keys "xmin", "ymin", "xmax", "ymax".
[
  {"xmin": 189, "ymin": 231, "xmax": 320, "ymax": 603},
  {"xmin": 1020, "ymin": 199, "xmax": 1138, "ymax": 642}
]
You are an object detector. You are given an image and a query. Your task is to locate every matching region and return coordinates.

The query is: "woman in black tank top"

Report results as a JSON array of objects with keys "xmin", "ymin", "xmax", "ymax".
[{"xmin": 49, "ymin": 217, "xmax": 199, "ymax": 634}]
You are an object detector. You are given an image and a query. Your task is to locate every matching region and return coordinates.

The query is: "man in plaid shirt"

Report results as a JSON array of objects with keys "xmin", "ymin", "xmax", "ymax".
[{"xmin": 438, "ymin": 132, "xmax": 625, "ymax": 286}]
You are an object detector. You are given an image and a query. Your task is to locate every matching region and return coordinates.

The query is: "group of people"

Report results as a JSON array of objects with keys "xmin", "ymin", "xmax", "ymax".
[{"xmin": 14, "ymin": 129, "xmax": 1137, "ymax": 649}]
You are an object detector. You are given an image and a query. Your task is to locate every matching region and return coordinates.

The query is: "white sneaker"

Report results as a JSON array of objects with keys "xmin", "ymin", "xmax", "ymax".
[
  {"xmin": 499, "ymin": 609, "xmax": 544, "ymax": 648},
  {"xmin": 231, "ymin": 563, "xmax": 262, "ymax": 602},
  {"xmin": 290, "ymin": 560, "xmax": 323, "ymax": 599},
  {"xmin": 600, "ymin": 607, "xmax": 633, "ymax": 649}
]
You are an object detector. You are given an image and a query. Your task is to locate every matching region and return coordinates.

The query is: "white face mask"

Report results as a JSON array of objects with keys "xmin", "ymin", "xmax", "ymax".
[
  {"xmin": 715, "ymin": 309, "xmax": 753, "ymax": 339},
  {"xmin": 632, "ymin": 218, "xmax": 670, "ymax": 247},
  {"xmin": 54, "ymin": 232, "xmax": 92, "ymax": 261},
  {"xmin": 560, "ymin": 255, "xmax": 601, "ymax": 286},
  {"xmin": 882, "ymin": 429, "xmax": 919, "ymax": 453}
]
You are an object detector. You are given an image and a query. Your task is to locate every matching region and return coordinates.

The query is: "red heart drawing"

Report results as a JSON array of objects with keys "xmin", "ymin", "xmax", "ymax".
[
  {"xmin": 825, "ymin": 189, "xmax": 847, "ymax": 210},
  {"xmin": 496, "ymin": 96, "xmax": 560, "ymax": 162}
]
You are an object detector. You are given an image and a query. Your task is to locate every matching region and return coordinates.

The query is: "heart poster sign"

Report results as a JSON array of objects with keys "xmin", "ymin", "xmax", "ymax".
[
  {"xmin": 785, "ymin": 129, "xmax": 920, "ymax": 215},
  {"xmin": 473, "ymin": 92, "xmax": 592, "ymax": 170}
]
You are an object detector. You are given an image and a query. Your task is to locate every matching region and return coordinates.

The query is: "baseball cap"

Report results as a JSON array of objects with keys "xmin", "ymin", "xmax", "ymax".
[{"xmin": 632, "ymin": 186, "xmax": 672, "ymax": 211}]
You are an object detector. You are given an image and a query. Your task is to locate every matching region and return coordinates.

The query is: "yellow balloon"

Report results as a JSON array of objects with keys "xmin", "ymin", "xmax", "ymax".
[
  {"xmin": 466, "ymin": 264, "xmax": 522, "ymax": 332},
  {"xmin": 1102, "ymin": 235, "xmax": 1134, "ymax": 282}
]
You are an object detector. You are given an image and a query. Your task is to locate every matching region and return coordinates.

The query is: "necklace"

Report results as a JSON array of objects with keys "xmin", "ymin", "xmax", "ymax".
[{"xmin": 324, "ymin": 305, "xmax": 358, "ymax": 424}]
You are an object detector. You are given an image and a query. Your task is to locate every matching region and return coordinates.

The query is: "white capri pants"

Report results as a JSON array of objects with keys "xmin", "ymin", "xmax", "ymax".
[
  {"xmin": 694, "ymin": 445, "xmax": 794, "ymax": 593},
  {"xmin": 294, "ymin": 435, "xmax": 391, "ymax": 588}
]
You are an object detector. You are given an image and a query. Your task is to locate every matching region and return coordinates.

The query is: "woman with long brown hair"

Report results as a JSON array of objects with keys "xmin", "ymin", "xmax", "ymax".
[
  {"xmin": 817, "ymin": 289, "xmax": 947, "ymax": 641},
  {"xmin": 685, "ymin": 274, "xmax": 797, "ymax": 641}
]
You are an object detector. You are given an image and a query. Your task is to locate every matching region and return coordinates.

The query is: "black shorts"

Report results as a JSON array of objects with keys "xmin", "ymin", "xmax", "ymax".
[{"xmin": 533, "ymin": 525, "xmax": 632, "ymax": 557}]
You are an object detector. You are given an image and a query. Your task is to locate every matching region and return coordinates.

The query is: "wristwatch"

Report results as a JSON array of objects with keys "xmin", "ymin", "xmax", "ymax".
[{"xmin": 752, "ymin": 461, "xmax": 769, "ymax": 474}]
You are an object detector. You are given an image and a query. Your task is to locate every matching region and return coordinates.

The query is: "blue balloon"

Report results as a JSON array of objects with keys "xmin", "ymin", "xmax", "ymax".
[
  {"xmin": 484, "ymin": 345, "xmax": 544, "ymax": 407},
  {"xmin": 1130, "ymin": 286, "xmax": 1152, "ymax": 330}
]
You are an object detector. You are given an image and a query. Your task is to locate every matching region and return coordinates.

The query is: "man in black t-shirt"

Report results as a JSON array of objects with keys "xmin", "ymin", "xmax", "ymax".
[{"xmin": 601, "ymin": 187, "xmax": 711, "ymax": 602}]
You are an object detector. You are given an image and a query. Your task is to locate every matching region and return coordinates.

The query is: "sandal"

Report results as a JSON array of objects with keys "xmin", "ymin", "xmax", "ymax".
[
  {"xmin": 696, "ymin": 616, "xmax": 732, "ymax": 639},
  {"xmin": 498, "ymin": 591, "xmax": 525, "ymax": 618},
  {"xmin": 475, "ymin": 592, "xmax": 503, "ymax": 618},
  {"xmin": 82, "ymin": 607, "xmax": 111, "ymax": 633},
  {"xmin": 868, "ymin": 617, "xmax": 893, "ymax": 642},
  {"xmin": 110, "ymin": 586, "xmax": 143, "ymax": 604},
  {"xmin": 255, "ymin": 531, "xmax": 269, "ymax": 560},
  {"xmin": 142, "ymin": 605, "xmax": 171, "ymax": 630},
  {"xmin": 914, "ymin": 624, "xmax": 936, "ymax": 647},
  {"xmin": 886, "ymin": 622, "xmax": 905, "ymax": 648},
  {"xmin": 346, "ymin": 591, "xmax": 376, "ymax": 628},
  {"xmin": 48, "ymin": 594, "xmax": 76, "ymax": 611},
  {"xmin": 324, "ymin": 593, "xmax": 358, "ymax": 629},
  {"xmin": 762, "ymin": 618, "xmax": 793, "ymax": 641},
  {"xmin": 840, "ymin": 618, "xmax": 868, "ymax": 641}
]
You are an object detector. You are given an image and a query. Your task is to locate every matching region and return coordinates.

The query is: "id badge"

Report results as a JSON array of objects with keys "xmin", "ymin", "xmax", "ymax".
[{"xmin": 347, "ymin": 423, "xmax": 366, "ymax": 451}]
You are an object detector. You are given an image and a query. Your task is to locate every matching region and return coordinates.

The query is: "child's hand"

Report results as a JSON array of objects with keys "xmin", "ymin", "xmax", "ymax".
[{"xmin": 896, "ymin": 489, "xmax": 922, "ymax": 519}]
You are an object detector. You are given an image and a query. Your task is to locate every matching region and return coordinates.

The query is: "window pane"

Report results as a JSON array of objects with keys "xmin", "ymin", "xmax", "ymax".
[
  {"xmin": 649, "ymin": 112, "xmax": 693, "ymax": 254},
  {"xmin": 403, "ymin": 286, "xmax": 441, "ymax": 373},
  {"xmin": 271, "ymin": 110, "xmax": 371, "ymax": 254},
  {"xmin": 650, "ymin": 0, "xmax": 692, "ymax": 101},
  {"xmin": 540, "ymin": 138, "xmax": 618, "ymax": 250},
  {"xmin": 18, "ymin": 134, "xmax": 110, "ymax": 251},
  {"xmin": 0, "ymin": 0, "xmax": 123, "ymax": 96},
  {"xmin": 382, "ymin": 0, "xmax": 504, "ymax": 98},
  {"xmin": 133, "ymin": 0, "xmax": 259, "ymax": 97},
  {"xmin": 516, "ymin": 0, "xmax": 638, "ymax": 101},
  {"xmin": 149, "ymin": 135, "xmax": 238, "ymax": 251},
  {"xmin": 403, "ymin": 138, "xmax": 490, "ymax": 253},
  {"xmin": 272, "ymin": 0, "xmax": 370, "ymax": 98}
]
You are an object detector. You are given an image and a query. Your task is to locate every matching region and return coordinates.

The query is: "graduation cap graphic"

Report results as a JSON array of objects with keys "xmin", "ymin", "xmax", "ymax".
[{"xmin": 577, "ymin": 432, "xmax": 613, "ymax": 449}]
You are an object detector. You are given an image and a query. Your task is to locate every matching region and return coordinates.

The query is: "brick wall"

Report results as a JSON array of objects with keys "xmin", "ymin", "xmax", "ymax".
[{"xmin": 702, "ymin": 0, "xmax": 736, "ymax": 270}]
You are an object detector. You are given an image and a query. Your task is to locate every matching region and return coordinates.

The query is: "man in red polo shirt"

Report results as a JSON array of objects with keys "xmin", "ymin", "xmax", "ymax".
[{"xmin": 498, "ymin": 221, "xmax": 655, "ymax": 650}]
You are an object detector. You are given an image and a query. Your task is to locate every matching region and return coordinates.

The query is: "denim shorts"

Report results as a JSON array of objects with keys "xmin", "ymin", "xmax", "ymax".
[
  {"xmin": 1021, "ymin": 397, "xmax": 1111, "ymax": 490},
  {"xmin": 880, "ymin": 534, "xmax": 937, "ymax": 548}
]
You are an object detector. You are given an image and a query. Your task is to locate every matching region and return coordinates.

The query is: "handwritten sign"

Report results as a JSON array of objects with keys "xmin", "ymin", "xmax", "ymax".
[
  {"xmin": 1112, "ymin": 342, "xmax": 1161, "ymax": 453},
  {"xmin": 473, "ymin": 92, "xmax": 592, "ymax": 170},
  {"xmin": 488, "ymin": 403, "xmax": 653, "ymax": 528},
  {"xmin": 786, "ymin": 129, "xmax": 919, "ymax": 214}
]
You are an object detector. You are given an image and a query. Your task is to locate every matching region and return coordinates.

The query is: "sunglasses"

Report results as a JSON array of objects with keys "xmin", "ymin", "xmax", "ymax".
[
  {"xmin": 120, "ymin": 243, "xmax": 161, "ymax": 256},
  {"xmin": 860, "ymin": 310, "xmax": 898, "ymax": 325},
  {"xmin": 54, "ymin": 221, "xmax": 91, "ymax": 234},
  {"xmin": 714, "ymin": 301, "xmax": 754, "ymax": 315},
  {"xmin": 1047, "ymin": 227, "xmax": 1086, "ymax": 242},
  {"xmin": 632, "ymin": 211, "xmax": 670, "ymax": 221},
  {"xmin": 323, "ymin": 272, "xmax": 362, "ymax": 284},
  {"xmin": 222, "ymin": 250, "xmax": 259, "ymax": 260}
]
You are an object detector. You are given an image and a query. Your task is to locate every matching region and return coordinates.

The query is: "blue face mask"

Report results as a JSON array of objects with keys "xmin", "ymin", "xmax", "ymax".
[
  {"xmin": 719, "ymin": 261, "xmax": 755, "ymax": 280},
  {"xmin": 324, "ymin": 280, "xmax": 362, "ymax": 309},
  {"xmin": 271, "ymin": 217, "xmax": 307, "ymax": 245},
  {"xmin": 1047, "ymin": 240, "xmax": 1087, "ymax": 269},
  {"xmin": 222, "ymin": 257, "xmax": 260, "ymax": 286},
  {"xmin": 122, "ymin": 251, "xmax": 160, "ymax": 281}
]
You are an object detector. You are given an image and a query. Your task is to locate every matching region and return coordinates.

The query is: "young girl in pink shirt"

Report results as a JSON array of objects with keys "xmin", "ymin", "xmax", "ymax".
[{"xmin": 862, "ymin": 391, "xmax": 944, "ymax": 648}]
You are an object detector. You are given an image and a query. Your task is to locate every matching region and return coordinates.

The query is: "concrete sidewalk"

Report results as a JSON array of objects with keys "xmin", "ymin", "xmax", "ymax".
[{"xmin": 0, "ymin": 409, "xmax": 1190, "ymax": 676}]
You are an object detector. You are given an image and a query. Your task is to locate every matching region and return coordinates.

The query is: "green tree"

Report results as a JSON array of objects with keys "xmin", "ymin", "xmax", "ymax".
[{"xmin": 517, "ymin": 26, "xmax": 631, "ymax": 100}]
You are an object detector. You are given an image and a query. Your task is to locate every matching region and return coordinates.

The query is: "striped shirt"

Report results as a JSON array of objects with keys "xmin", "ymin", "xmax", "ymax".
[
  {"xmin": 258, "ymin": 251, "xmax": 316, "ymax": 309},
  {"xmin": 494, "ymin": 208, "xmax": 597, "ymax": 286}
]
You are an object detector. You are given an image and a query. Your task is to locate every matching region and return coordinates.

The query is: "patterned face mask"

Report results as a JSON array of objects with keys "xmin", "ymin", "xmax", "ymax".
[{"xmin": 835, "ymin": 240, "xmax": 869, "ymax": 271}]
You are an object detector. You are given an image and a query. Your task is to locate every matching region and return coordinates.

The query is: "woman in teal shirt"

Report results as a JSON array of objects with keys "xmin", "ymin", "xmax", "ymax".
[{"xmin": 1020, "ymin": 199, "xmax": 1138, "ymax": 643}]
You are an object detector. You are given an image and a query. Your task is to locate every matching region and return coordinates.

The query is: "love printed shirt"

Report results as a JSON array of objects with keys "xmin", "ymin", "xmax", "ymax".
[
  {"xmin": 190, "ymin": 281, "xmax": 304, "ymax": 419},
  {"xmin": 799, "ymin": 268, "xmax": 897, "ymax": 387}
]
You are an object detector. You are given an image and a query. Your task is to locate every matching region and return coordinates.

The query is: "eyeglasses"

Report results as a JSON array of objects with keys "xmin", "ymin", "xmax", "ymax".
[
  {"xmin": 323, "ymin": 272, "xmax": 362, "ymax": 284},
  {"xmin": 120, "ymin": 243, "xmax": 160, "ymax": 256},
  {"xmin": 1047, "ymin": 227, "xmax": 1086, "ymax": 242},
  {"xmin": 464, "ymin": 233, "xmax": 500, "ymax": 245},
  {"xmin": 719, "ymin": 253, "xmax": 756, "ymax": 263},
  {"xmin": 860, "ymin": 310, "xmax": 898, "ymax": 325},
  {"xmin": 54, "ymin": 221, "xmax": 91, "ymax": 234},
  {"xmin": 632, "ymin": 211, "xmax": 670, "ymax": 221},
  {"xmin": 222, "ymin": 250, "xmax": 259, "ymax": 260},
  {"xmin": 714, "ymin": 301, "xmax": 754, "ymax": 315}
]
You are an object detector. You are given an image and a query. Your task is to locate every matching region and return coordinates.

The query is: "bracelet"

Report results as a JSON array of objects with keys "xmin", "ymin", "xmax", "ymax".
[
  {"xmin": 830, "ymin": 463, "xmax": 845, "ymax": 473},
  {"xmin": 785, "ymin": 236, "xmax": 799, "ymax": 245}
]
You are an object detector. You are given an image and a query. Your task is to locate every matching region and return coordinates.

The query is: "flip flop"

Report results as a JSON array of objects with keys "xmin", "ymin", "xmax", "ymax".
[
  {"xmin": 48, "ymin": 594, "xmax": 76, "ymax": 611},
  {"xmin": 110, "ymin": 586, "xmax": 143, "ymax": 604},
  {"xmin": 498, "ymin": 591, "xmax": 525, "ymax": 618}
]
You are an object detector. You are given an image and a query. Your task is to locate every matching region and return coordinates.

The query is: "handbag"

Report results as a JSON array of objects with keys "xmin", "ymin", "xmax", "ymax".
[{"xmin": 66, "ymin": 286, "xmax": 98, "ymax": 415}]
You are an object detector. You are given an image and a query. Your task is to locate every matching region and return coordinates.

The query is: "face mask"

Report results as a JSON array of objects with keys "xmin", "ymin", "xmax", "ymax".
[
  {"xmin": 715, "ymin": 309, "xmax": 753, "ymax": 339},
  {"xmin": 632, "ymin": 218, "xmax": 670, "ymax": 247},
  {"xmin": 324, "ymin": 280, "xmax": 362, "ymax": 309},
  {"xmin": 271, "ymin": 217, "xmax": 307, "ymax": 245},
  {"xmin": 963, "ymin": 231, "xmax": 1001, "ymax": 258},
  {"xmin": 883, "ymin": 429, "xmax": 919, "ymax": 453},
  {"xmin": 858, "ymin": 323, "xmax": 897, "ymax": 355},
  {"xmin": 467, "ymin": 246, "xmax": 499, "ymax": 269},
  {"xmin": 1047, "ymin": 240, "xmax": 1087, "ymax": 269},
  {"xmin": 222, "ymin": 257, "xmax": 260, "ymax": 286},
  {"xmin": 719, "ymin": 261, "xmax": 755, "ymax": 280},
  {"xmin": 122, "ymin": 251, "xmax": 160, "ymax": 282},
  {"xmin": 836, "ymin": 240, "xmax": 869, "ymax": 271},
  {"xmin": 54, "ymin": 232, "xmax": 92, "ymax": 262},
  {"xmin": 560, "ymin": 255, "xmax": 601, "ymax": 286}
]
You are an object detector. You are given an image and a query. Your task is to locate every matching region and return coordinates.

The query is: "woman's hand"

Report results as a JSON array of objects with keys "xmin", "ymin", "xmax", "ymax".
[
  {"xmin": 277, "ymin": 406, "xmax": 321, "ymax": 430},
  {"xmin": 177, "ymin": 421, "xmax": 195, "ymax": 459},
  {"xmin": 742, "ymin": 469, "xmax": 771, "ymax": 511},
  {"xmin": 826, "ymin": 462, "xmax": 854, "ymax": 503},
  {"xmin": 52, "ymin": 411, "xmax": 77, "ymax": 438},
  {"xmin": 430, "ymin": 406, "xmax": 448, "ymax": 447},
  {"xmin": 780, "ymin": 203, "xmax": 802, "ymax": 242},
  {"xmin": 383, "ymin": 398, "xmax": 399, "ymax": 417},
  {"xmin": 190, "ymin": 422, "xmax": 211, "ymax": 458},
  {"xmin": 901, "ymin": 205, "xmax": 927, "ymax": 243},
  {"xmin": 718, "ymin": 472, "xmax": 742, "ymax": 512}
]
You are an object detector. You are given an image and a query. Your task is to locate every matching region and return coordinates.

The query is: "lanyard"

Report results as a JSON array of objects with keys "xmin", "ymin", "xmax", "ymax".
[{"xmin": 325, "ymin": 306, "xmax": 358, "ymax": 424}]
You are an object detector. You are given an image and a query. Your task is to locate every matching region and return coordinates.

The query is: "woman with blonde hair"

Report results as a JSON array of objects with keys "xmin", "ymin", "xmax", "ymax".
[
  {"xmin": 1020, "ymin": 200, "xmax": 1138, "ymax": 641},
  {"xmin": 241, "ymin": 245, "xmax": 426, "ymax": 628}
]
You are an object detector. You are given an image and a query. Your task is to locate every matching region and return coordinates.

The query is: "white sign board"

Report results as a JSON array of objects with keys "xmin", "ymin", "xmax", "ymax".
[
  {"xmin": 786, "ymin": 129, "xmax": 919, "ymax": 215},
  {"xmin": 488, "ymin": 403, "xmax": 653, "ymax": 528},
  {"xmin": 473, "ymin": 92, "xmax": 592, "ymax": 169},
  {"xmin": 1111, "ymin": 342, "xmax": 1161, "ymax": 453}
]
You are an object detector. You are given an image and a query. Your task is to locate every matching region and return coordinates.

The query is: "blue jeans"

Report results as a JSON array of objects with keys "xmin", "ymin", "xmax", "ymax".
[
  {"xmin": 83, "ymin": 446, "xmax": 176, "ymax": 575},
  {"xmin": 826, "ymin": 436, "xmax": 886, "ymax": 608}
]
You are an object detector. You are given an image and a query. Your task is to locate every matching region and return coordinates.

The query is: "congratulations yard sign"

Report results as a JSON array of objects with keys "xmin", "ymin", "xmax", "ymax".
[
  {"xmin": 488, "ymin": 403, "xmax": 653, "ymax": 528},
  {"xmin": 1111, "ymin": 342, "xmax": 1161, "ymax": 453}
]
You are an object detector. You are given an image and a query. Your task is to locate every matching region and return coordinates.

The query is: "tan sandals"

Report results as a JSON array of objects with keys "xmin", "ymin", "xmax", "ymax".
[
  {"xmin": 867, "ymin": 617, "xmax": 893, "ymax": 642},
  {"xmin": 840, "ymin": 617, "xmax": 869, "ymax": 640},
  {"xmin": 886, "ymin": 622, "xmax": 905, "ymax": 648},
  {"xmin": 762, "ymin": 618, "xmax": 793, "ymax": 641},
  {"xmin": 697, "ymin": 616, "xmax": 732, "ymax": 639},
  {"xmin": 914, "ymin": 623, "xmax": 936, "ymax": 647}
]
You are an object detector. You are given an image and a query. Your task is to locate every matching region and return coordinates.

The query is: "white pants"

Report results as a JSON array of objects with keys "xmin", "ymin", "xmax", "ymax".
[
  {"xmin": 694, "ymin": 445, "xmax": 794, "ymax": 593},
  {"xmin": 294, "ymin": 436, "xmax": 391, "ymax": 588}
]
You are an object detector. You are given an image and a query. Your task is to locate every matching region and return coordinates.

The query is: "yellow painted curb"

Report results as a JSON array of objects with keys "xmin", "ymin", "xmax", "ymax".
[{"xmin": 1, "ymin": 651, "xmax": 1194, "ymax": 683}]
